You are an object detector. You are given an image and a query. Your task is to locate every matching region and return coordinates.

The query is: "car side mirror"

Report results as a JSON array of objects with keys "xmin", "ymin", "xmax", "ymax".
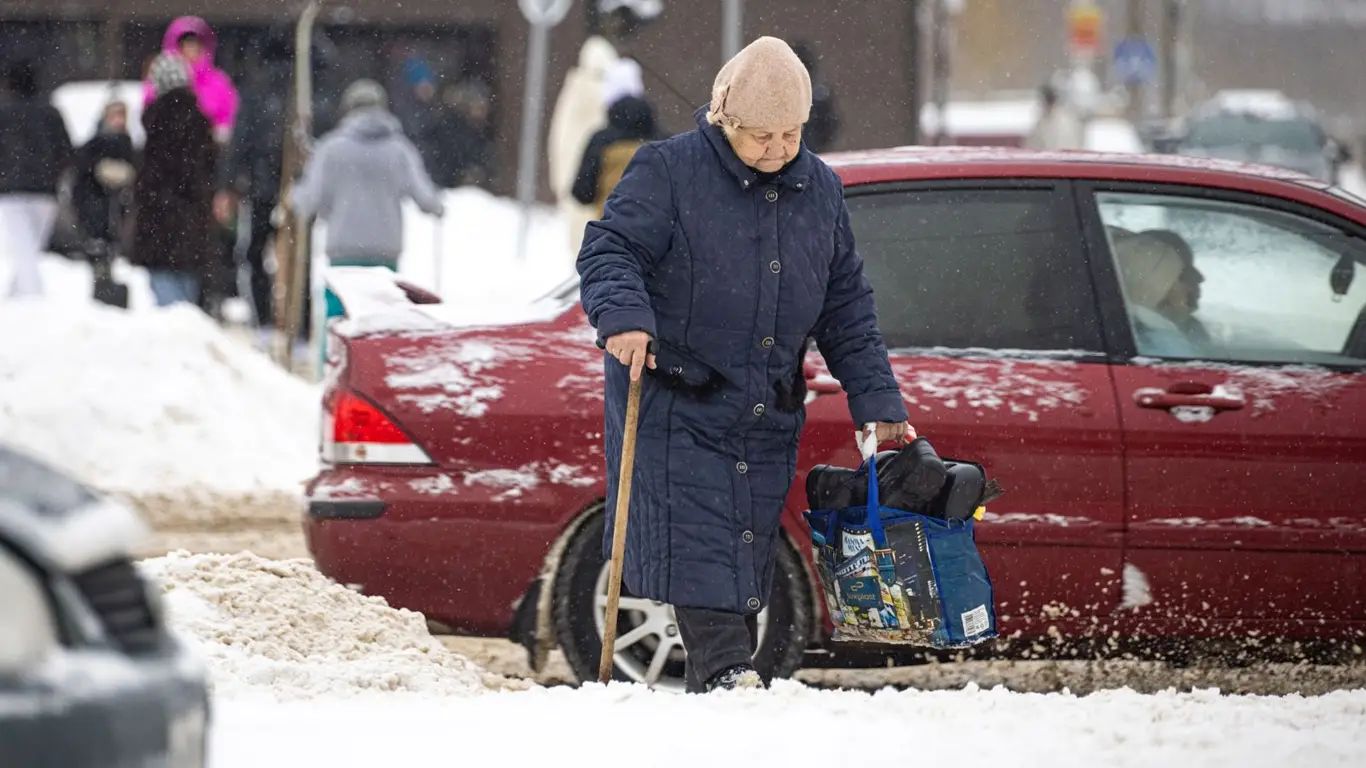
[{"xmin": 1331, "ymin": 253, "xmax": 1356, "ymax": 301}]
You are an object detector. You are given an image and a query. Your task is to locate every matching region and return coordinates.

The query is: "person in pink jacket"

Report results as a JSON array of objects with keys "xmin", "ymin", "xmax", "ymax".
[{"xmin": 143, "ymin": 16, "xmax": 239, "ymax": 143}]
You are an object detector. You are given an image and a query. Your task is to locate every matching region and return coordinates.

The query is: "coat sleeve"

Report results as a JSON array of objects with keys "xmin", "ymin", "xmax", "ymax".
[
  {"xmin": 289, "ymin": 141, "xmax": 329, "ymax": 218},
  {"xmin": 812, "ymin": 194, "xmax": 909, "ymax": 427},
  {"xmin": 576, "ymin": 143, "xmax": 674, "ymax": 342},
  {"xmin": 399, "ymin": 139, "xmax": 445, "ymax": 216},
  {"xmin": 45, "ymin": 107, "xmax": 75, "ymax": 172}
]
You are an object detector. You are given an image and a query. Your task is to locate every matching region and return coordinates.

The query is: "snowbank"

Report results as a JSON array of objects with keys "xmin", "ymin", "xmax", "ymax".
[
  {"xmin": 140, "ymin": 551, "xmax": 525, "ymax": 700},
  {"xmin": 212, "ymin": 681, "xmax": 1366, "ymax": 767},
  {"xmin": 0, "ymin": 301, "xmax": 317, "ymax": 495}
]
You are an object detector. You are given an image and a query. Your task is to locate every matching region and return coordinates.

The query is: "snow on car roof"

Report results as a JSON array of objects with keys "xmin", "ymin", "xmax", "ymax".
[
  {"xmin": 1201, "ymin": 89, "xmax": 1303, "ymax": 120},
  {"xmin": 824, "ymin": 145, "xmax": 1321, "ymax": 184}
]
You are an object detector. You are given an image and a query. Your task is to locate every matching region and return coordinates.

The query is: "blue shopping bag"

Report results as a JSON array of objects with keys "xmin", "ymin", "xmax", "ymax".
[{"xmin": 804, "ymin": 453, "xmax": 998, "ymax": 649}]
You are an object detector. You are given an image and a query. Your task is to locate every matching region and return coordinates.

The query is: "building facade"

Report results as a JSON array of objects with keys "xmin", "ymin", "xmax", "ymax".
[
  {"xmin": 0, "ymin": 0, "xmax": 926, "ymax": 198},
  {"xmin": 7, "ymin": 1, "xmax": 1363, "ymax": 198}
]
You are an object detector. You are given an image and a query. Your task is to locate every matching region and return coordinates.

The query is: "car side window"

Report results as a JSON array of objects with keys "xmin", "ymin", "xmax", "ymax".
[
  {"xmin": 1094, "ymin": 191, "xmax": 1366, "ymax": 367},
  {"xmin": 845, "ymin": 188, "xmax": 1102, "ymax": 352}
]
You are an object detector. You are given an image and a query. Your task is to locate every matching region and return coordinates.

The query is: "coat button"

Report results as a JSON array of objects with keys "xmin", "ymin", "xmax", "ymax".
[
  {"xmin": 742, "ymin": 530, "xmax": 754, "ymax": 543},
  {"xmin": 736, "ymin": 461, "xmax": 748, "ymax": 474},
  {"xmin": 747, "ymin": 597, "xmax": 761, "ymax": 610},
  {"xmin": 765, "ymin": 189, "xmax": 779, "ymax": 202},
  {"xmin": 796, "ymin": 182, "xmax": 805, "ymax": 190},
  {"xmin": 753, "ymin": 403, "xmax": 765, "ymax": 416},
  {"xmin": 769, "ymin": 260, "xmax": 781, "ymax": 274},
  {"xmin": 760, "ymin": 336, "xmax": 774, "ymax": 348},
  {"xmin": 742, "ymin": 179, "xmax": 751, "ymax": 188},
  {"xmin": 669, "ymin": 365, "xmax": 683, "ymax": 375}
]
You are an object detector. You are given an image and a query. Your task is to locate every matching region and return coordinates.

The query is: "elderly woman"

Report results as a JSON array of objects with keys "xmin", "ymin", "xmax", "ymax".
[{"xmin": 576, "ymin": 37, "xmax": 912, "ymax": 693}]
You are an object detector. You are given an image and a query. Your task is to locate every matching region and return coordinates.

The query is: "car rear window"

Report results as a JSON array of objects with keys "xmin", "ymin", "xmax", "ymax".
[
  {"xmin": 1185, "ymin": 115, "xmax": 1324, "ymax": 153},
  {"xmin": 845, "ymin": 187, "xmax": 1103, "ymax": 353}
]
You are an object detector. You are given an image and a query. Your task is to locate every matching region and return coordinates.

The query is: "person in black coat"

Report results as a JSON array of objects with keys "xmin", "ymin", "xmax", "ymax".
[
  {"xmin": 570, "ymin": 93, "xmax": 658, "ymax": 218},
  {"xmin": 216, "ymin": 26, "xmax": 336, "ymax": 329},
  {"xmin": 0, "ymin": 59, "xmax": 74, "ymax": 297},
  {"xmin": 72, "ymin": 100, "xmax": 136, "ymax": 306},
  {"xmin": 73, "ymin": 102, "xmax": 136, "ymax": 248},
  {"xmin": 791, "ymin": 42, "xmax": 840, "ymax": 154},
  {"xmin": 133, "ymin": 54, "xmax": 217, "ymax": 307},
  {"xmin": 577, "ymin": 37, "xmax": 912, "ymax": 693}
]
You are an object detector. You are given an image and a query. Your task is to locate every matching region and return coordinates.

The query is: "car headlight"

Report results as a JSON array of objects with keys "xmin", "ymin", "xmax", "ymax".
[{"xmin": 0, "ymin": 542, "xmax": 60, "ymax": 673}]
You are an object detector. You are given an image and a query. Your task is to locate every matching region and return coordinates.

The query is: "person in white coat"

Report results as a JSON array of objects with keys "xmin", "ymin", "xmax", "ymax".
[
  {"xmin": 548, "ymin": 36, "xmax": 619, "ymax": 257},
  {"xmin": 1024, "ymin": 83, "xmax": 1084, "ymax": 151}
]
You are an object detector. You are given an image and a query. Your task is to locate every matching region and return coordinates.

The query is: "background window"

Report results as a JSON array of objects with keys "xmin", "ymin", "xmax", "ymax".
[
  {"xmin": 1097, "ymin": 191, "xmax": 1366, "ymax": 366},
  {"xmin": 846, "ymin": 188, "xmax": 1101, "ymax": 353}
]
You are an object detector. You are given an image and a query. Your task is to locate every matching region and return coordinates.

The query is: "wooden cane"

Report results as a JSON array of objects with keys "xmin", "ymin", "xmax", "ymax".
[{"xmin": 598, "ymin": 374, "xmax": 643, "ymax": 683}]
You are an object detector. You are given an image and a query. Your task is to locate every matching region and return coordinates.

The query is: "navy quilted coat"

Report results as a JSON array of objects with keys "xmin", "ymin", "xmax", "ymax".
[{"xmin": 577, "ymin": 108, "xmax": 908, "ymax": 614}]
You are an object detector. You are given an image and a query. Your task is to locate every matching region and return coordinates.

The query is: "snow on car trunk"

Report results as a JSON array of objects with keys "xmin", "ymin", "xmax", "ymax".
[
  {"xmin": 0, "ymin": 301, "xmax": 318, "ymax": 495},
  {"xmin": 139, "ymin": 551, "xmax": 527, "ymax": 700}
]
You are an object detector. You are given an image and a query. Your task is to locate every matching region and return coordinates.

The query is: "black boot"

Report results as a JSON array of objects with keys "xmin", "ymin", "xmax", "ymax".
[{"xmin": 705, "ymin": 663, "xmax": 764, "ymax": 692}]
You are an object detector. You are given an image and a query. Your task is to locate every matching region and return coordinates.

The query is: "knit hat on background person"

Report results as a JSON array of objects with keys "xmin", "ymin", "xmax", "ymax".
[
  {"xmin": 602, "ymin": 58, "xmax": 645, "ymax": 109},
  {"xmin": 1115, "ymin": 235, "xmax": 1186, "ymax": 309},
  {"xmin": 147, "ymin": 52, "xmax": 192, "ymax": 97},
  {"xmin": 706, "ymin": 36, "xmax": 812, "ymax": 130},
  {"xmin": 341, "ymin": 79, "xmax": 388, "ymax": 113}
]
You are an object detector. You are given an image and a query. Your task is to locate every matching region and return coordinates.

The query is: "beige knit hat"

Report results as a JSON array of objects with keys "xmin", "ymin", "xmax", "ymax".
[
  {"xmin": 706, "ymin": 36, "xmax": 812, "ymax": 130},
  {"xmin": 1115, "ymin": 235, "xmax": 1185, "ymax": 309}
]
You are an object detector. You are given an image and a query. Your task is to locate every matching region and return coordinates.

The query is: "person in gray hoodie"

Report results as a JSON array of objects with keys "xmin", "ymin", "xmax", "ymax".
[{"xmin": 291, "ymin": 78, "xmax": 445, "ymax": 324}]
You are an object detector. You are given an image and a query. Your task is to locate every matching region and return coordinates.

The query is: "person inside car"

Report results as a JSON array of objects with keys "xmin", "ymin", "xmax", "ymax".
[
  {"xmin": 1114, "ymin": 233, "xmax": 1207, "ymax": 358},
  {"xmin": 576, "ymin": 36, "xmax": 913, "ymax": 693},
  {"xmin": 1140, "ymin": 228, "xmax": 1213, "ymax": 346}
]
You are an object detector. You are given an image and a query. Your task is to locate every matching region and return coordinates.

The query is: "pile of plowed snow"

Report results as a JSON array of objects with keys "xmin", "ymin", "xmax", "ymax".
[
  {"xmin": 0, "ymin": 301, "xmax": 318, "ymax": 495},
  {"xmin": 140, "ymin": 551, "xmax": 527, "ymax": 699}
]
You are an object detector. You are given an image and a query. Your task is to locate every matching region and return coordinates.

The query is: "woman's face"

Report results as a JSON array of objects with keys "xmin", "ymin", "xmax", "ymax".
[
  {"xmin": 178, "ymin": 36, "xmax": 205, "ymax": 63},
  {"xmin": 104, "ymin": 104, "xmax": 128, "ymax": 133},
  {"xmin": 727, "ymin": 124, "xmax": 802, "ymax": 173}
]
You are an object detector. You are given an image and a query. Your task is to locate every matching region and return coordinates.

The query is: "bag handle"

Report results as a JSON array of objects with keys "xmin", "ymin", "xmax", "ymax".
[
  {"xmin": 863, "ymin": 455, "xmax": 888, "ymax": 549},
  {"xmin": 825, "ymin": 455, "xmax": 889, "ymax": 551}
]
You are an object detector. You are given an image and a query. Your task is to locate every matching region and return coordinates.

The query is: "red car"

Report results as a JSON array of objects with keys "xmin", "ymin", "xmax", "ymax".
[{"xmin": 305, "ymin": 147, "xmax": 1366, "ymax": 690}]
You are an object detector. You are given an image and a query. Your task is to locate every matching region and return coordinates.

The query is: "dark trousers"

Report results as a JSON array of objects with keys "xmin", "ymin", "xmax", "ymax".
[
  {"xmin": 675, "ymin": 606, "xmax": 758, "ymax": 693},
  {"xmin": 244, "ymin": 196, "xmax": 277, "ymax": 327}
]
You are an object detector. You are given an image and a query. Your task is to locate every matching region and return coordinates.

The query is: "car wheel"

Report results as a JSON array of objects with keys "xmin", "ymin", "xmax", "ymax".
[{"xmin": 552, "ymin": 511, "xmax": 812, "ymax": 690}]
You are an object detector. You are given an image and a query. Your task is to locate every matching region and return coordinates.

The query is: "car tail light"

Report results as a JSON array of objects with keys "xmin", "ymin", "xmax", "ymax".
[{"xmin": 323, "ymin": 389, "xmax": 433, "ymax": 465}]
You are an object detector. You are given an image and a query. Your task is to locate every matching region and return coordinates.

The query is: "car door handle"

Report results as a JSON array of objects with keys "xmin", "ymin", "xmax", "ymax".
[{"xmin": 1134, "ymin": 391, "xmax": 1245, "ymax": 412}]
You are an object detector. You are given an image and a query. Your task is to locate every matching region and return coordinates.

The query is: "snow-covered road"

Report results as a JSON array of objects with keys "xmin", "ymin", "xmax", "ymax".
[{"xmin": 211, "ymin": 683, "xmax": 1366, "ymax": 768}]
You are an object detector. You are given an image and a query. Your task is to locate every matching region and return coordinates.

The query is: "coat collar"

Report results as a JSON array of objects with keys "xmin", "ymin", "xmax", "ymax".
[{"xmin": 693, "ymin": 106, "xmax": 812, "ymax": 193}]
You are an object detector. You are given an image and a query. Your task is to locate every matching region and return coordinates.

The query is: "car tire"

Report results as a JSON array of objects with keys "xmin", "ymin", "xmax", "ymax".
[{"xmin": 552, "ymin": 511, "xmax": 812, "ymax": 690}]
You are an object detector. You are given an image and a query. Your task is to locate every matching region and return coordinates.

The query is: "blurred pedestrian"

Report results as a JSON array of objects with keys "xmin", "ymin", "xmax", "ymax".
[
  {"xmin": 549, "ymin": 36, "xmax": 620, "ymax": 254},
  {"xmin": 395, "ymin": 56, "xmax": 442, "ymax": 172},
  {"xmin": 216, "ymin": 26, "xmax": 317, "ymax": 331},
  {"xmin": 143, "ymin": 17, "xmax": 238, "ymax": 145},
  {"xmin": 133, "ymin": 54, "xmax": 218, "ymax": 308},
  {"xmin": 290, "ymin": 80, "xmax": 444, "ymax": 355},
  {"xmin": 1024, "ymin": 82, "xmax": 1084, "ymax": 151},
  {"xmin": 791, "ymin": 42, "xmax": 840, "ymax": 153},
  {"xmin": 72, "ymin": 100, "xmax": 136, "ymax": 306},
  {"xmin": 429, "ymin": 81, "xmax": 492, "ymax": 189},
  {"xmin": 0, "ymin": 59, "xmax": 73, "ymax": 299},
  {"xmin": 576, "ymin": 36, "xmax": 912, "ymax": 693},
  {"xmin": 571, "ymin": 60, "xmax": 658, "ymax": 219}
]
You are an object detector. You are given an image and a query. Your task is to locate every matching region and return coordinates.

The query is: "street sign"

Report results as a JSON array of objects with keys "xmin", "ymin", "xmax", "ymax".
[
  {"xmin": 1113, "ymin": 36, "xmax": 1158, "ymax": 86},
  {"xmin": 514, "ymin": 0, "xmax": 572, "ymax": 260},
  {"xmin": 519, "ymin": 0, "xmax": 573, "ymax": 26},
  {"xmin": 1067, "ymin": 1, "xmax": 1103, "ymax": 60}
]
